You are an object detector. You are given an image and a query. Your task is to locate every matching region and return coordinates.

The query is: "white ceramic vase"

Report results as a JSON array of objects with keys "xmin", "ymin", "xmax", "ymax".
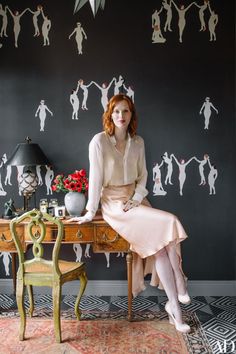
[{"xmin": 64, "ymin": 192, "xmax": 86, "ymax": 217}]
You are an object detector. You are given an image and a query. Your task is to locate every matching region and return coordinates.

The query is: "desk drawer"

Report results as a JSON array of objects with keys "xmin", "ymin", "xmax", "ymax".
[
  {"xmin": 64, "ymin": 225, "xmax": 94, "ymax": 243},
  {"xmin": 0, "ymin": 225, "xmax": 24, "ymax": 252},
  {"xmin": 93, "ymin": 225, "xmax": 129, "ymax": 252},
  {"xmin": 24, "ymin": 225, "xmax": 54, "ymax": 243}
]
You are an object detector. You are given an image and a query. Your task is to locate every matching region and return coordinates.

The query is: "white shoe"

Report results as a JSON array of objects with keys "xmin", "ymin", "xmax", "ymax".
[
  {"xmin": 165, "ymin": 301, "xmax": 191, "ymax": 334},
  {"xmin": 178, "ymin": 292, "xmax": 191, "ymax": 305}
]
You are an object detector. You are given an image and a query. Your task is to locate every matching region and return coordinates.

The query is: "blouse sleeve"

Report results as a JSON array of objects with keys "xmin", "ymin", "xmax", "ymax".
[
  {"xmin": 85, "ymin": 136, "xmax": 104, "ymax": 216},
  {"xmin": 132, "ymin": 137, "xmax": 148, "ymax": 203}
]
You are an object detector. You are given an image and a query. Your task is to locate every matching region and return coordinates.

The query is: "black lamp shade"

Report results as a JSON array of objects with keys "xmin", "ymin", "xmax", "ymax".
[{"xmin": 7, "ymin": 141, "xmax": 50, "ymax": 166}]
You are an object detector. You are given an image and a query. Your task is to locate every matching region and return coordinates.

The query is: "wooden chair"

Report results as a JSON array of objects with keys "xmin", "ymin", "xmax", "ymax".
[{"xmin": 10, "ymin": 208, "xmax": 87, "ymax": 343}]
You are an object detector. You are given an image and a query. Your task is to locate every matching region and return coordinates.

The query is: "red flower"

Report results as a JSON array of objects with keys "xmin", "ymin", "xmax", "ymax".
[
  {"xmin": 51, "ymin": 169, "xmax": 89, "ymax": 194},
  {"xmin": 79, "ymin": 169, "xmax": 86, "ymax": 177}
]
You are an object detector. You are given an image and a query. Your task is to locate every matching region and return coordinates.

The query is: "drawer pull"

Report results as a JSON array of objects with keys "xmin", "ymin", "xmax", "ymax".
[
  {"xmin": 0, "ymin": 233, "xmax": 6, "ymax": 241},
  {"xmin": 102, "ymin": 232, "xmax": 119, "ymax": 243},
  {"xmin": 34, "ymin": 230, "xmax": 41, "ymax": 239},
  {"xmin": 76, "ymin": 230, "xmax": 83, "ymax": 239},
  {"xmin": 0, "ymin": 233, "xmax": 13, "ymax": 243}
]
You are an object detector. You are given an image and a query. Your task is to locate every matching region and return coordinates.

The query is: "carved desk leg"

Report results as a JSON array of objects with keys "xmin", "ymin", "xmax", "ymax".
[{"xmin": 126, "ymin": 250, "xmax": 133, "ymax": 321}]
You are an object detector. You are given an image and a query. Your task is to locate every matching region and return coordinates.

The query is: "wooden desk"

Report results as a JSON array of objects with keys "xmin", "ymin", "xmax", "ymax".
[{"xmin": 0, "ymin": 216, "xmax": 133, "ymax": 320}]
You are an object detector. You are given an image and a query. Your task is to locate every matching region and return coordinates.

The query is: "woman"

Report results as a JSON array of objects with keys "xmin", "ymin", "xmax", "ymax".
[{"xmin": 70, "ymin": 94, "xmax": 191, "ymax": 333}]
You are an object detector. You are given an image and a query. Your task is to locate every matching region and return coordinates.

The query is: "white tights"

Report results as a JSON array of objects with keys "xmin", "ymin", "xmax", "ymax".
[{"xmin": 154, "ymin": 243, "xmax": 186, "ymax": 323}]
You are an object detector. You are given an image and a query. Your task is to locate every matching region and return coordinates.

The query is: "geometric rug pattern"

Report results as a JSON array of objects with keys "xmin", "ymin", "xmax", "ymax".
[{"xmin": 1, "ymin": 294, "xmax": 235, "ymax": 353}]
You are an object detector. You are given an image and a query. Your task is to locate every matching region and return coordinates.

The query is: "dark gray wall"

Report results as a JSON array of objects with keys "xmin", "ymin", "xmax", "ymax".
[{"xmin": 0, "ymin": 0, "xmax": 235, "ymax": 281}]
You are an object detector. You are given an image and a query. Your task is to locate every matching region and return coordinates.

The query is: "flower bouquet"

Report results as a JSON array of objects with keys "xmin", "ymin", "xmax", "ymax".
[
  {"xmin": 52, "ymin": 169, "xmax": 89, "ymax": 194},
  {"xmin": 52, "ymin": 169, "xmax": 89, "ymax": 216}
]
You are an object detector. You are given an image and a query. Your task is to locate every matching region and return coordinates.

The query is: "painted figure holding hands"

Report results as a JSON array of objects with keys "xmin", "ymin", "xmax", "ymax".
[
  {"xmin": 207, "ymin": 158, "xmax": 218, "ymax": 195},
  {"xmin": 171, "ymin": 154, "xmax": 195, "ymax": 196},
  {"xmin": 6, "ymin": 6, "xmax": 29, "ymax": 47},
  {"xmin": 171, "ymin": 1, "xmax": 195, "ymax": 43},
  {"xmin": 194, "ymin": 154, "xmax": 209, "ymax": 185}
]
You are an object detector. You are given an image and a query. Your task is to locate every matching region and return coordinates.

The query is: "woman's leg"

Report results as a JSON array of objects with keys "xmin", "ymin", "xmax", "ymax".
[
  {"xmin": 154, "ymin": 248, "xmax": 183, "ymax": 323},
  {"xmin": 166, "ymin": 242, "xmax": 187, "ymax": 296}
]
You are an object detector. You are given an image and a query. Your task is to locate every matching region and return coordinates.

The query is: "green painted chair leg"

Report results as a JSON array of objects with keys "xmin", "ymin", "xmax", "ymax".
[
  {"xmin": 53, "ymin": 284, "xmax": 62, "ymax": 343},
  {"xmin": 16, "ymin": 280, "xmax": 26, "ymax": 341},
  {"xmin": 75, "ymin": 271, "xmax": 88, "ymax": 320},
  {"xmin": 27, "ymin": 285, "xmax": 34, "ymax": 317}
]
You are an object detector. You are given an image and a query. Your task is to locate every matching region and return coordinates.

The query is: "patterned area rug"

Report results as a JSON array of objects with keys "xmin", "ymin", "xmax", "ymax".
[{"xmin": 0, "ymin": 309, "xmax": 212, "ymax": 353}]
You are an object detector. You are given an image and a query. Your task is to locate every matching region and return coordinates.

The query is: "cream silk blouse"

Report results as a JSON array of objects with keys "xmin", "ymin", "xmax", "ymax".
[{"xmin": 86, "ymin": 132, "xmax": 149, "ymax": 216}]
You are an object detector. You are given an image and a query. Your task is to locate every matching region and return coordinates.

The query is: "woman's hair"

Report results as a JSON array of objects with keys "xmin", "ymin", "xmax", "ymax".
[{"xmin": 103, "ymin": 94, "xmax": 137, "ymax": 137}]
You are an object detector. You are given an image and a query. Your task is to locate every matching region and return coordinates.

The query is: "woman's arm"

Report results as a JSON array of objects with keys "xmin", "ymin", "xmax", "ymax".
[
  {"xmin": 85, "ymin": 137, "xmax": 104, "ymax": 216},
  {"xmin": 132, "ymin": 138, "xmax": 148, "ymax": 203}
]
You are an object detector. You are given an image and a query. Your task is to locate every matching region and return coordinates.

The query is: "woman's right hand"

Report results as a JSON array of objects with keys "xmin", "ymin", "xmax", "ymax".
[{"xmin": 67, "ymin": 211, "xmax": 94, "ymax": 224}]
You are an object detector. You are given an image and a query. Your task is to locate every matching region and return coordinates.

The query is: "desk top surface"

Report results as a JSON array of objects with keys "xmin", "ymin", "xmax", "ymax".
[{"xmin": 0, "ymin": 212, "xmax": 106, "ymax": 226}]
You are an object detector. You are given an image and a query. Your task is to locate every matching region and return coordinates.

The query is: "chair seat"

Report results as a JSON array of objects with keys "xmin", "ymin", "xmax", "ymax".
[{"xmin": 25, "ymin": 260, "xmax": 84, "ymax": 274}]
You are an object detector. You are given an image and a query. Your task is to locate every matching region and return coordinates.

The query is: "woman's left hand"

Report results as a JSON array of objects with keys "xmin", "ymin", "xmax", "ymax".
[{"xmin": 123, "ymin": 199, "xmax": 140, "ymax": 212}]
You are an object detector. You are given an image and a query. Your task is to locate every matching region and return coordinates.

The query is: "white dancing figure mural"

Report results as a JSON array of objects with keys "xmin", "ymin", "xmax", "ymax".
[
  {"xmin": 163, "ymin": 0, "xmax": 173, "ymax": 32},
  {"xmin": 162, "ymin": 152, "xmax": 173, "ymax": 185},
  {"xmin": 152, "ymin": 151, "xmax": 218, "ymax": 197},
  {"xmin": 151, "ymin": 1, "xmax": 219, "ymax": 44},
  {"xmin": 28, "ymin": 5, "xmax": 42, "ymax": 37},
  {"xmin": 0, "ymin": 5, "xmax": 53, "ymax": 48},
  {"xmin": 153, "ymin": 161, "xmax": 167, "ymax": 196},
  {"xmin": 79, "ymin": 79, "xmax": 93, "ymax": 110},
  {"xmin": 152, "ymin": 8, "xmax": 166, "ymax": 43},
  {"xmin": 41, "ymin": 8, "xmax": 51, "ymax": 46},
  {"xmin": 124, "ymin": 84, "xmax": 135, "ymax": 102},
  {"xmin": 1, "ymin": 153, "xmax": 12, "ymax": 186},
  {"xmin": 0, "ymin": 4, "xmax": 8, "ymax": 37},
  {"xmin": 208, "ymin": 158, "xmax": 218, "ymax": 195},
  {"xmin": 6, "ymin": 6, "xmax": 29, "ymax": 48},
  {"xmin": 194, "ymin": 154, "xmax": 209, "ymax": 185},
  {"xmin": 114, "ymin": 75, "xmax": 124, "ymax": 95},
  {"xmin": 69, "ymin": 22, "xmax": 87, "ymax": 55},
  {"xmin": 73, "ymin": 243, "xmax": 118, "ymax": 268},
  {"xmin": 199, "ymin": 97, "xmax": 218, "ymax": 129},
  {"xmin": 171, "ymin": 154, "xmax": 195, "ymax": 196},
  {"xmin": 208, "ymin": 2, "xmax": 218, "ymax": 41},
  {"xmin": 69, "ymin": 75, "xmax": 134, "ymax": 114},
  {"xmin": 70, "ymin": 82, "xmax": 80, "ymax": 119},
  {"xmin": 16, "ymin": 166, "xmax": 24, "ymax": 195},
  {"xmin": 36, "ymin": 165, "xmax": 43, "ymax": 186},
  {"xmin": 73, "ymin": 243, "xmax": 92, "ymax": 262},
  {"xmin": 92, "ymin": 78, "xmax": 115, "ymax": 111},
  {"xmin": 45, "ymin": 165, "xmax": 54, "ymax": 195},
  {"xmin": 0, "ymin": 252, "xmax": 12, "ymax": 276},
  {"xmin": 194, "ymin": 0, "xmax": 208, "ymax": 31},
  {"xmin": 35, "ymin": 99, "xmax": 53, "ymax": 131},
  {"xmin": 171, "ymin": 1, "xmax": 195, "ymax": 43}
]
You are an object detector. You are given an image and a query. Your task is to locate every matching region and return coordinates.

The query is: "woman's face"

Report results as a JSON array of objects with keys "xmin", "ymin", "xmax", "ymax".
[{"xmin": 111, "ymin": 100, "xmax": 132, "ymax": 131}]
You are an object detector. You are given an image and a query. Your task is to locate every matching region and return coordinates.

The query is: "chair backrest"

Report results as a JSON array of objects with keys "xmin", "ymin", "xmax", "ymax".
[{"xmin": 10, "ymin": 209, "xmax": 64, "ymax": 277}]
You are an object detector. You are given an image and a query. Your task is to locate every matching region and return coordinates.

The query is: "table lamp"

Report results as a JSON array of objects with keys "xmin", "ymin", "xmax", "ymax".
[{"xmin": 7, "ymin": 137, "xmax": 51, "ymax": 211}]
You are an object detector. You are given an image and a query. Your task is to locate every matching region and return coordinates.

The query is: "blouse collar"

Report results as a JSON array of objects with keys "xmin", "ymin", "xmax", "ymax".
[{"xmin": 108, "ymin": 133, "xmax": 132, "ymax": 146}]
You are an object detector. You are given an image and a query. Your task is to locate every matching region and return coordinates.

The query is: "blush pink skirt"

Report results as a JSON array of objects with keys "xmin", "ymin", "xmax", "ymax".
[
  {"xmin": 101, "ymin": 184, "xmax": 188, "ymax": 259},
  {"xmin": 101, "ymin": 184, "xmax": 188, "ymax": 296}
]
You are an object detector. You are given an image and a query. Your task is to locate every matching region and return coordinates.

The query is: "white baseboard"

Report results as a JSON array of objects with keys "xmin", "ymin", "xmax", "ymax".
[{"xmin": 0, "ymin": 279, "xmax": 235, "ymax": 296}]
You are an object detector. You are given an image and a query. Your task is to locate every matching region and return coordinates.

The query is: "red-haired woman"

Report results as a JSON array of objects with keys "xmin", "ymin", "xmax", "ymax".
[{"xmin": 70, "ymin": 94, "xmax": 191, "ymax": 333}]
